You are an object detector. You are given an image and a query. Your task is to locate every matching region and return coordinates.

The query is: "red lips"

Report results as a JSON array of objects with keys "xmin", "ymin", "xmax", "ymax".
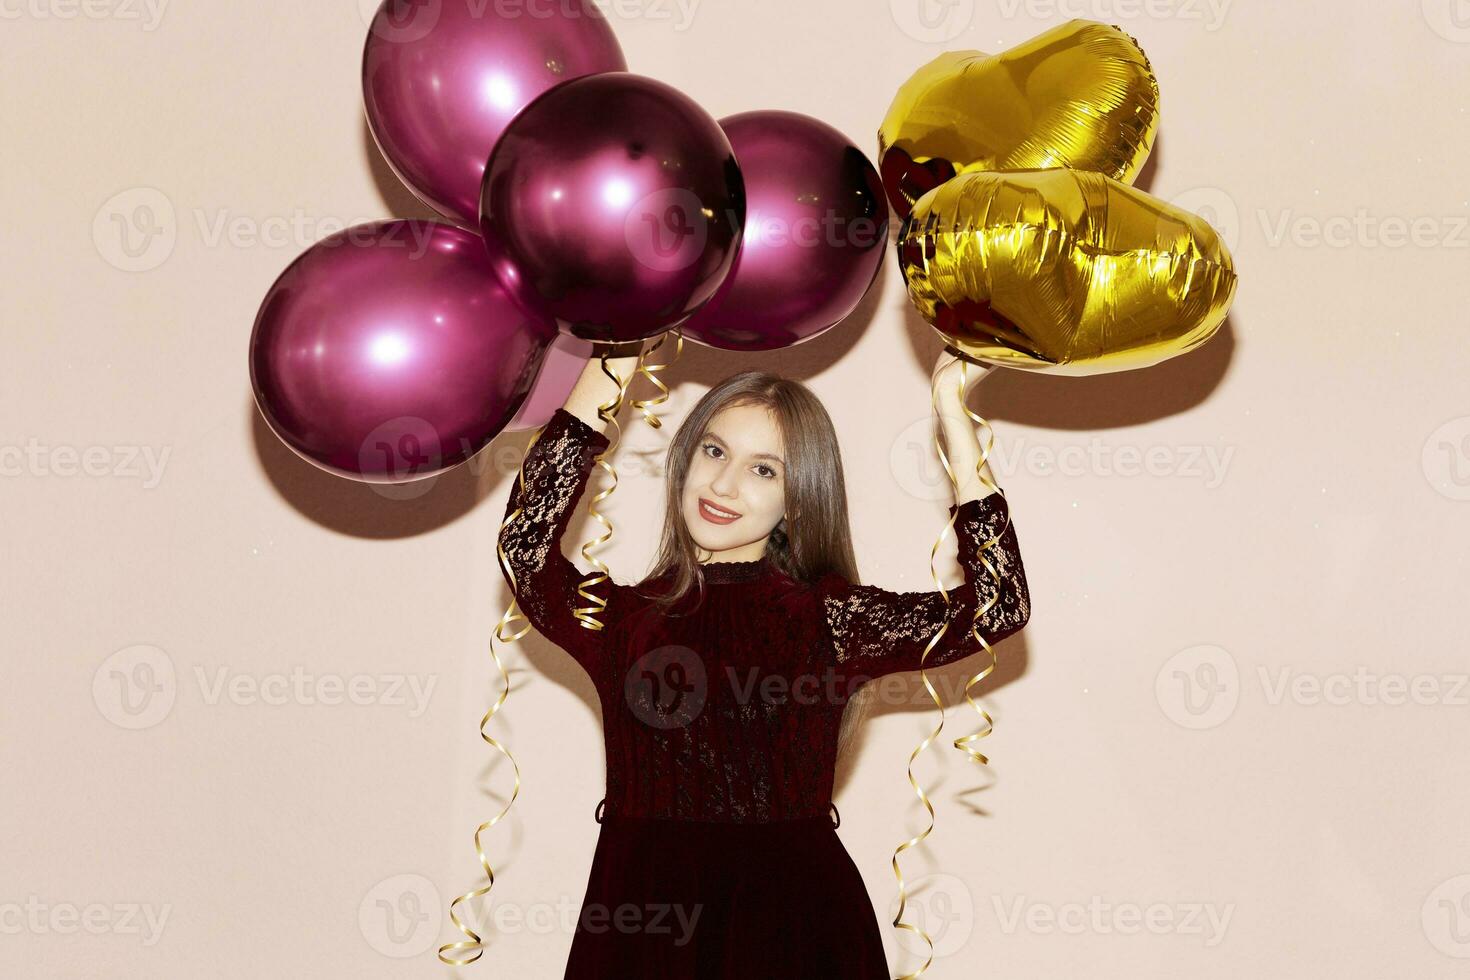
[{"xmin": 697, "ymin": 497, "xmax": 741, "ymax": 525}]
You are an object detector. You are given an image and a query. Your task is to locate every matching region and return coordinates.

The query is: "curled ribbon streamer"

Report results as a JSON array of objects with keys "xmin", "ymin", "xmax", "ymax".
[
  {"xmin": 573, "ymin": 351, "xmax": 642, "ymax": 632},
  {"xmin": 889, "ymin": 360, "xmax": 1006, "ymax": 979},
  {"xmin": 629, "ymin": 328, "xmax": 682, "ymax": 430},
  {"xmin": 437, "ymin": 436, "xmax": 553, "ymax": 965},
  {"xmin": 948, "ymin": 360, "xmax": 1005, "ymax": 770}
]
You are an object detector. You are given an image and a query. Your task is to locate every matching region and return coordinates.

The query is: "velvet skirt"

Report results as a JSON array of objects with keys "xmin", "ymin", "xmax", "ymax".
[{"xmin": 562, "ymin": 802, "xmax": 890, "ymax": 978}]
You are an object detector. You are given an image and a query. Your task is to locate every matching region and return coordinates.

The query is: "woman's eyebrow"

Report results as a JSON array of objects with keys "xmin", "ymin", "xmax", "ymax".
[{"xmin": 703, "ymin": 430, "xmax": 785, "ymax": 465}]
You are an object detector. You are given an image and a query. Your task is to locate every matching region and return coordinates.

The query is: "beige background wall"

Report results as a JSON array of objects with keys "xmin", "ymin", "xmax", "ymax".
[{"xmin": 3, "ymin": 1, "xmax": 1468, "ymax": 977}]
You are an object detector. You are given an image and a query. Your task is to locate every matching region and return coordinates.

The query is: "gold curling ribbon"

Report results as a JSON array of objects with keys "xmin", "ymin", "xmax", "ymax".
[
  {"xmin": 629, "ymin": 327, "xmax": 682, "ymax": 430},
  {"xmin": 573, "ymin": 349, "xmax": 645, "ymax": 631},
  {"xmin": 581, "ymin": 330, "xmax": 678, "ymax": 627},
  {"xmin": 440, "ymin": 346, "xmax": 662, "ymax": 964},
  {"xmin": 889, "ymin": 359, "xmax": 1006, "ymax": 979},
  {"xmin": 947, "ymin": 359, "xmax": 1005, "ymax": 771},
  {"xmin": 437, "ymin": 430, "xmax": 548, "ymax": 965}
]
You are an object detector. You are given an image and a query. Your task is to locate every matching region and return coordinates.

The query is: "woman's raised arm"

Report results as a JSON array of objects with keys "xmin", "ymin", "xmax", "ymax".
[
  {"xmin": 498, "ymin": 405, "xmax": 624, "ymax": 674},
  {"xmin": 816, "ymin": 350, "xmax": 1031, "ymax": 680},
  {"xmin": 932, "ymin": 347, "xmax": 1001, "ymax": 507}
]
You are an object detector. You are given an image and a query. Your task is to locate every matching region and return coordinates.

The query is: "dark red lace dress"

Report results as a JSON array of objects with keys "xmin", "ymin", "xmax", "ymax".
[{"xmin": 501, "ymin": 408, "xmax": 1031, "ymax": 979}]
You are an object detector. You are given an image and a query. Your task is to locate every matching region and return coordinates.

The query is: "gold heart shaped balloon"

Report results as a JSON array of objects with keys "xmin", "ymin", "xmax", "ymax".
[
  {"xmin": 878, "ymin": 19, "xmax": 1160, "ymax": 218},
  {"xmin": 898, "ymin": 168, "xmax": 1236, "ymax": 376}
]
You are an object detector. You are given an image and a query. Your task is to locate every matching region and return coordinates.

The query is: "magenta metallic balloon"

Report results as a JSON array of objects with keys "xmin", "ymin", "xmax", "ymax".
[
  {"xmin": 362, "ymin": 0, "xmax": 627, "ymax": 225},
  {"xmin": 478, "ymin": 71, "xmax": 745, "ymax": 344},
  {"xmin": 679, "ymin": 110, "xmax": 889, "ymax": 352},
  {"xmin": 249, "ymin": 220, "xmax": 556, "ymax": 483}
]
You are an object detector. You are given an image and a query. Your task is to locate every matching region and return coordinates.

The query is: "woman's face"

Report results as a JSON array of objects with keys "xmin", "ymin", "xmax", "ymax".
[{"xmin": 680, "ymin": 402, "xmax": 787, "ymax": 562}]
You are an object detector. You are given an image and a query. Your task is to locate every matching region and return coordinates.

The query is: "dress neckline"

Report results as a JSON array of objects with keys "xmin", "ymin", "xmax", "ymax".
[{"xmin": 699, "ymin": 555, "xmax": 772, "ymax": 584}]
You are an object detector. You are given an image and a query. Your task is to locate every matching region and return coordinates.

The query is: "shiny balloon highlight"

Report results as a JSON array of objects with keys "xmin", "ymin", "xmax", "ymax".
[
  {"xmin": 250, "ymin": 220, "xmax": 556, "ymax": 481},
  {"xmin": 362, "ymin": 0, "xmax": 627, "ymax": 225},
  {"xmin": 878, "ymin": 19, "xmax": 1160, "ymax": 218},
  {"xmin": 679, "ymin": 110, "xmax": 888, "ymax": 352},
  {"xmin": 897, "ymin": 168, "xmax": 1236, "ymax": 375},
  {"xmin": 478, "ymin": 71, "xmax": 746, "ymax": 344}
]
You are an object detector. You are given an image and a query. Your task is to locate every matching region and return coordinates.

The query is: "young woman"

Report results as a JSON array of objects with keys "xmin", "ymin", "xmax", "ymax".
[{"xmin": 498, "ymin": 340, "xmax": 1032, "ymax": 978}]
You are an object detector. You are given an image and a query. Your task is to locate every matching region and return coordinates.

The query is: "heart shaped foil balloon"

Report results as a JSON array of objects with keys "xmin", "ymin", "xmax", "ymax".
[
  {"xmin": 878, "ymin": 19, "xmax": 1160, "ymax": 218},
  {"xmin": 897, "ymin": 168, "xmax": 1236, "ymax": 376}
]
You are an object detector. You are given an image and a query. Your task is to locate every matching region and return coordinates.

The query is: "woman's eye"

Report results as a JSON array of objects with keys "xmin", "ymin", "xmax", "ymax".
[{"xmin": 704, "ymin": 443, "xmax": 776, "ymax": 479}]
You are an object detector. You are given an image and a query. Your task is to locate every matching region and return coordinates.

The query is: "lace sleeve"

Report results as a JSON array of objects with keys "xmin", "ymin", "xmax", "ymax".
[
  {"xmin": 498, "ymin": 407, "xmax": 621, "ymax": 669},
  {"xmin": 817, "ymin": 492, "xmax": 1031, "ymax": 680}
]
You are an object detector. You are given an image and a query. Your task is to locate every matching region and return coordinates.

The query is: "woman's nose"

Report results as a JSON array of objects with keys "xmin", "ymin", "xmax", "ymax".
[{"xmin": 709, "ymin": 469, "xmax": 738, "ymax": 497}]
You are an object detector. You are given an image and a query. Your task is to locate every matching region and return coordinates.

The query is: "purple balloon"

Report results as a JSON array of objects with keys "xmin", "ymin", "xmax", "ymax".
[
  {"xmin": 505, "ymin": 332, "xmax": 594, "ymax": 432},
  {"xmin": 680, "ymin": 110, "xmax": 889, "ymax": 352},
  {"xmin": 478, "ymin": 71, "xmax": 745, "ymax": 344},
  {"xmin": 250, "ymin": 220, "xmax": 556, "ymax": 483},
  {"xmin": 362, "ymin": 0, "xmax": 627, "ymax": 225}
]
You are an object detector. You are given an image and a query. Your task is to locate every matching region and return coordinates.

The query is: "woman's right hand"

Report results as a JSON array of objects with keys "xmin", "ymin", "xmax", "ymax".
[
  {"xmin": 562, "ymin": 339, "xmax": 647, "ymax": 433},
  {"xmin": 593, "ymin": 340, "xmax": 646, "ymax": 393},
  {"xmin": 595, "ymin": 339, "xmax": 647, "ymax": 384}
]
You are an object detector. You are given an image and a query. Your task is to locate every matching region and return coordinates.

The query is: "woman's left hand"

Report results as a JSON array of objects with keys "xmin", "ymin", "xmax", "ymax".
[{"xmin": 931, "ymin": 346, "xmax": 991, "ymax": 397}]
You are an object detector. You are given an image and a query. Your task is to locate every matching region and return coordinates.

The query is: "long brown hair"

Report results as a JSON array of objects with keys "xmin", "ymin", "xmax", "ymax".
[{"xmin": 629, "ymin": 371, "xmax": 879, "ymax": 762}]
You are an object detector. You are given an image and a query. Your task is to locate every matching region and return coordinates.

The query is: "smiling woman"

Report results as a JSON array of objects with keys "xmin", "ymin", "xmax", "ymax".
[
  {"xmin": 682, "ymin": 402, "xmax": 789, "ymax": 561},
  {"xmin": 496, "ymin": 348, "xmax": 1031, "ymax": 978}
]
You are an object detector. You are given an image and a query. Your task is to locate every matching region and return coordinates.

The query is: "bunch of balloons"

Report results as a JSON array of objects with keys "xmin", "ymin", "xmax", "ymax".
[
  {"xmin": 879, "ymin": 19, "xmax": 1238, "ymax": 375},
  {"xmin": 249, "ymin": 0, "xmax": 889, "ymax": 484}
]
